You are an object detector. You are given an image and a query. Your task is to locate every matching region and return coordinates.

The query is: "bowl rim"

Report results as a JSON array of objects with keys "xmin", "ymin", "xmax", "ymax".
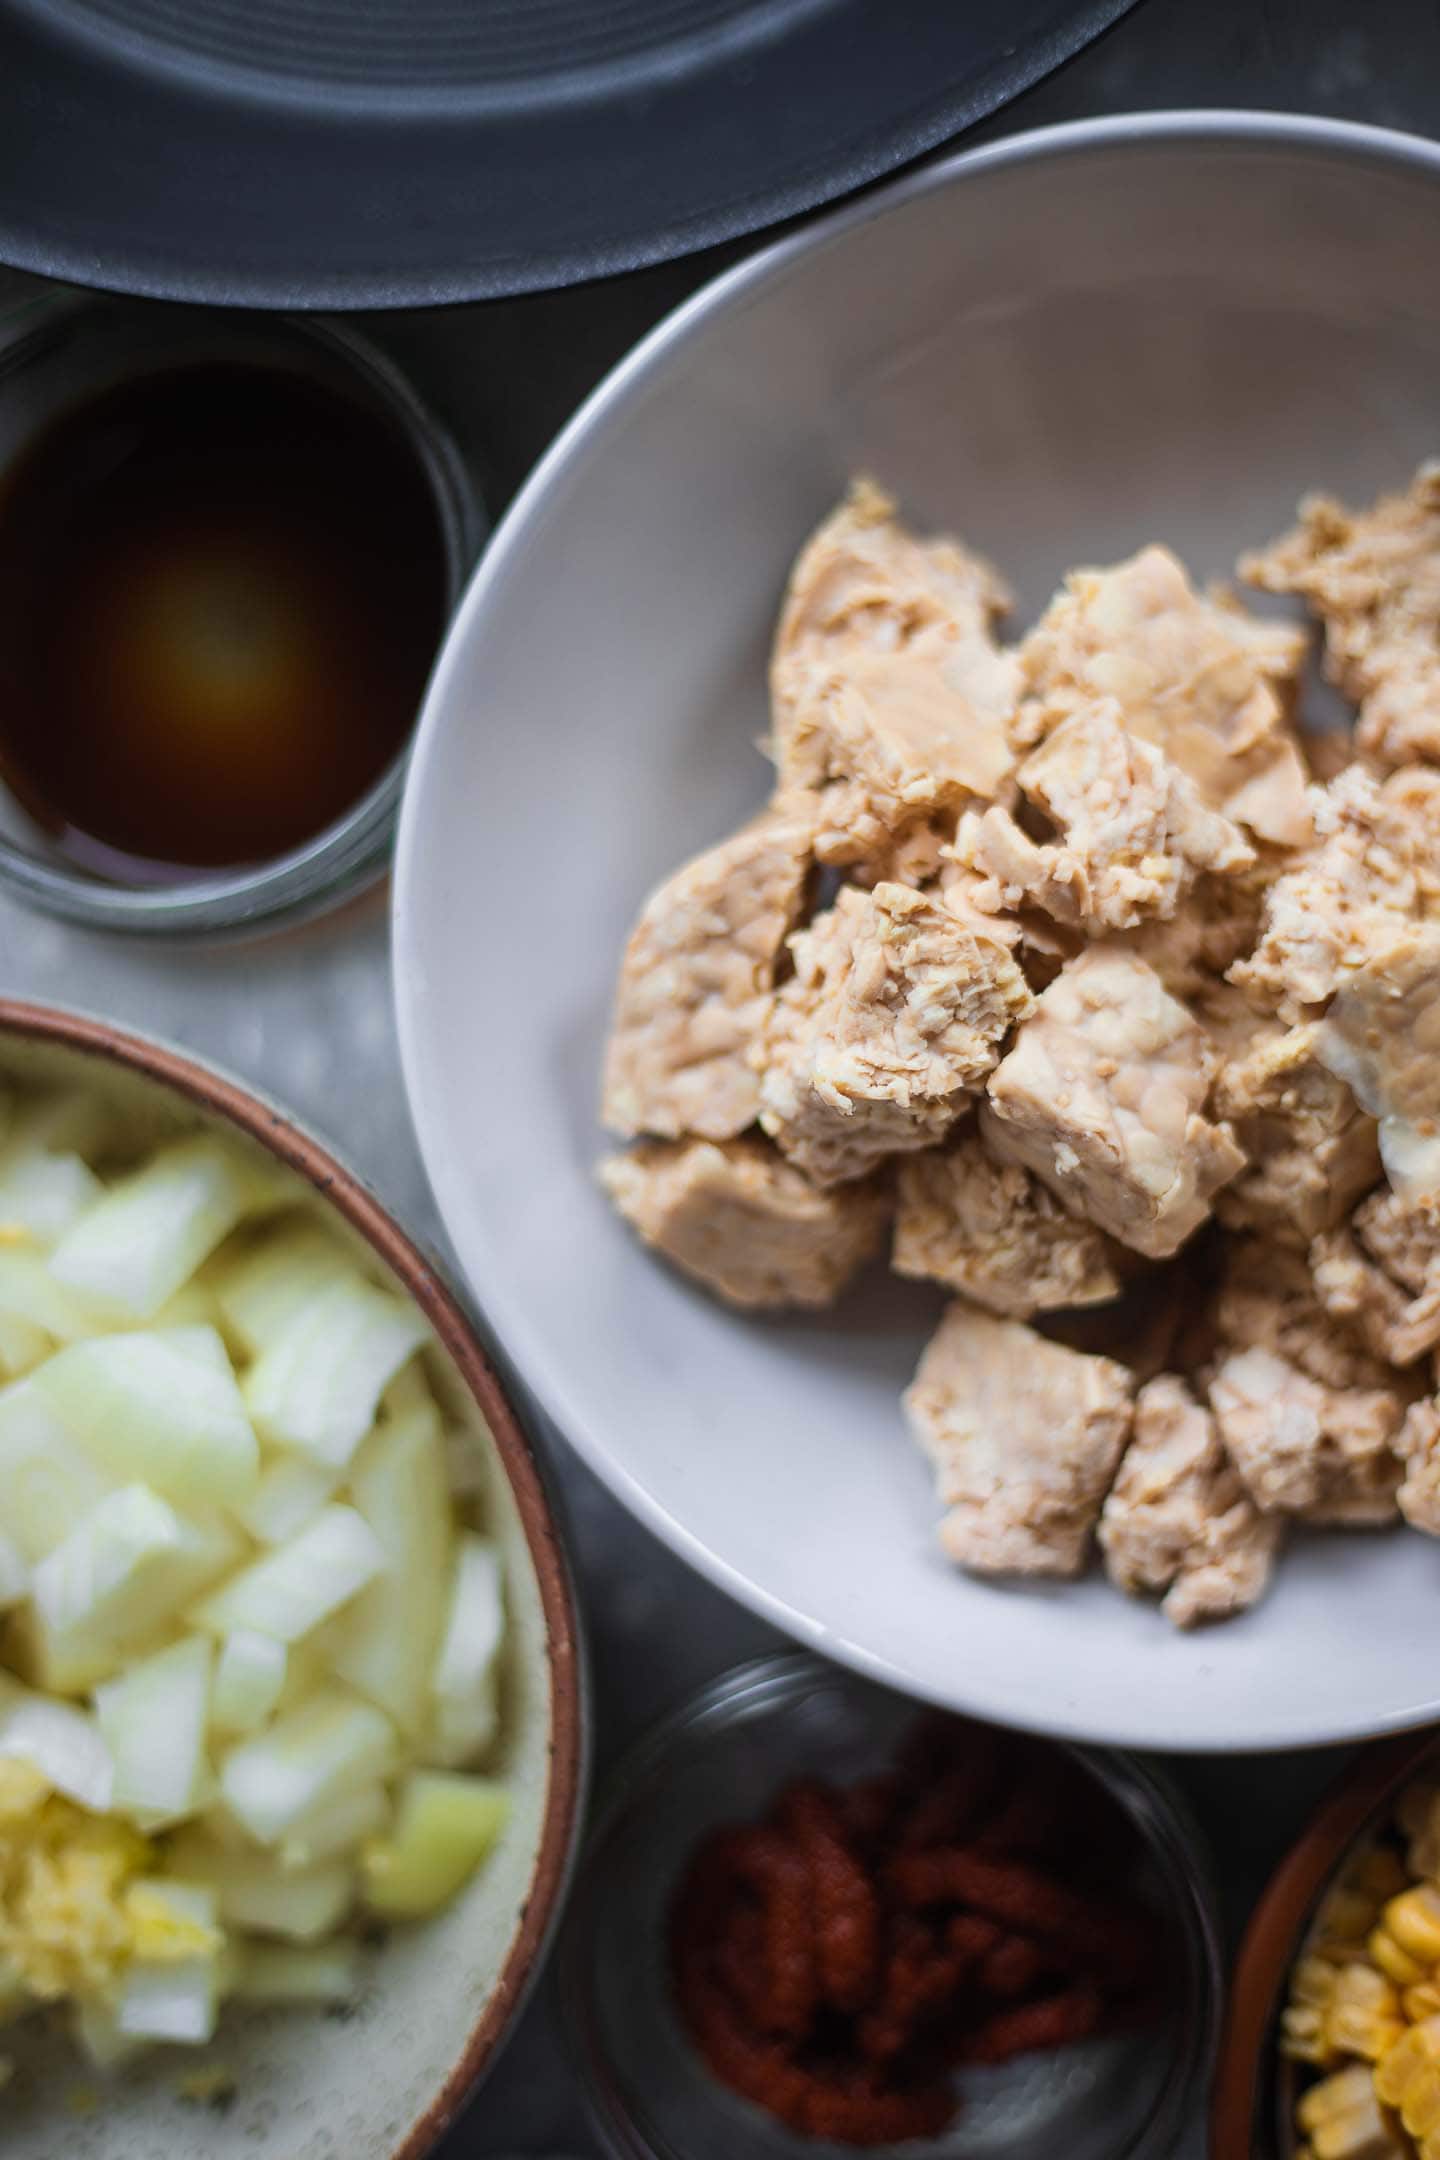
[
  {"xmin": 1209, "ymin": 1729, "xmax": 1440, "ymax": 2160},
  {"xmin": 0, "ymin": 994, "xmax": 587, "ymax": 2159},
  {"xmin": 394, "ymin": 106, "xmax": 1440, "ymax": 1756}
]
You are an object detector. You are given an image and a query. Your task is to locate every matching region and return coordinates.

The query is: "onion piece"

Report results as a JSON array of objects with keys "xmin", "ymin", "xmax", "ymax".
[
  {"xmin": 216, "ymin": 1221, "xmax": 356, "ymax": 1358},
  {"xmin": 362, "ymin": 1771, "xmax": 509, "ymax": 1919},
  {"xmin": 332, "ymin": 1406, "xmax": 451, "ymax": 1732},
  {"xmin": 0, "ymin": 1379, "xmax": 116, "ymax": 1561},
  {"xmin": 33, "ymin": 1329, "xmax": 259, "ymax": 1506},
  {"xmin": 235, "ymin": 1457, "xmax": 338, "ymax": 1546},
  {"xmin": 243, "ymin": 1275, "xmax": 428, "ymax": 1469},
  {"xmin": 0, "ymin": 1671, "xmax": 113, "ymax": 1809},
  {"xmin": 231, "ymin": 1940, "xmax": 360, "ymax": 2006},
  {"xmin": 51, "ymin": 1135, "xmax": 269, "ymax": 1321},
  {"xmin": 279, "ymin": 1781, "xmax": 389, "ymax": 1869},
  {"xmin": 190, "ymin": 1505, "xmax": 386, "ymax": 1645},
  {"xmin": 211, "ymin": 1631, "xmax": 288, "ymax": 1737},
  {"xmin": 0, "ymin": 1150, "xmax": 103, "ymax": 1244},
  {"xmin": 96, "ymin": 1634, "xmax": 212, "ymax": 1824},
  {"xmin": 424, "ymin": 1535, "xmax": 504, "ymax": 1770},
  {"xmin": 27, "ymin": 1485, "xmax": 241, "ymax": 1693},
  {"xmin": 219, "ymin": 1688, "xmax": 397, "ymax": 1845},
  {"xmin": 114, "ymin": 1884, "xmax": 222, "ymax": 2045}
]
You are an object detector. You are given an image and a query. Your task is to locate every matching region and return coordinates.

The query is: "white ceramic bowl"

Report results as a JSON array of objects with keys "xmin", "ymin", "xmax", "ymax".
[
  {"xmin": 0, "ymin": 1005, "xmax": 584, "ymax": 2160},
  {"xmin": 395, "ymin": 112, "xmax": 1440, "ymax": 1753}
]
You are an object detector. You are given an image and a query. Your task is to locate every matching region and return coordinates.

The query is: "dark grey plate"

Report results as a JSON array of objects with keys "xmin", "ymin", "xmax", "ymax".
[{"xmin": 0, "ymin": 0, "xmax": 1138, "ymax": 308}]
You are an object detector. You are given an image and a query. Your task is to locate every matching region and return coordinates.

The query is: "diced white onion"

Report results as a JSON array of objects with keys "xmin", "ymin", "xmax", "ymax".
[
  {"xmin": 332, "ymin": 1406, "xmax": 451, "ymax": 1732},
  {"xmin": 0, "ymin": 1672, "xmax": 113, "ymax": 1809},
  {"xmin": 219, "ymin": 1688, "xmax": 396, "ymax": 1844},
  {"xmin": 0, "ymin": 1247, "xmax": 111, "ymax": 1340},
  {"xmin": 211, "ymin": 1631, "xmax": 287, "ymax": 1736},
  {"xmin": 0, "ymin": 1380, "xmax": 116, "ymax": 1561},
  {"xmin": 30, "ymin": 1486, "xmax": 235, "ymax": 1694},
  {"xmin": 50, "ymin": 1135, "xmax": 265, "ymax": 1321},
  {"xmin": 279, "ymin": 1781, "xmax": 388, "ymax": 1869},
  {"xmin": 114, "ymin": 1885, "xmax": 221, "ymax": 2045},
  {"xmin": 425, "ymin": 1534, "xmax": 504, "ymax": 1770},
  {"xmin": 33, "ymin": 1330, "xmax": 259, "ymax": 1505},
  {"xmin": 95, "ymin": 1634, "xmax": 212, "ymax": 1823},
  {"xmin": 216, "ymin": 1221, "xmax": 356, "ymax": 1358},
  {"xmin": 235, "ymin": 1456, "xmax": 338, "ymax": 1546},
  {"xmin": 190, "ymin": 1505, "xmax": 386, "ymax": 1645},
  {"xmin": 231, "ymin": 1941, "xmax": 360, "ymax": 2006},
  {"xmin": 0, "ymin": 1150, "xmax": 104, "ymax": 1244},
  {"xmin": 244, "ymin": 1275, "xmax": 428, "ymax": 1469}
]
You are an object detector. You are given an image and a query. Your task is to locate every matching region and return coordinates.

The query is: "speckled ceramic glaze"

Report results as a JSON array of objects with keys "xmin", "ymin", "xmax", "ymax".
[{"xmin": 0, "ymin": 1003, "xmax": 585, "ymax": 2160}]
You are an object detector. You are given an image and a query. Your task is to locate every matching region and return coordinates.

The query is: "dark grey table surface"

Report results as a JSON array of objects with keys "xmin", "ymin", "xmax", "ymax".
[
  {"xmin": 359, "ymin": 2, "xmax": 1440, "ymax": 2151},
  {"xmin": 9, "ymin": 1, "xmax": 1433, "ymax": 2151}
]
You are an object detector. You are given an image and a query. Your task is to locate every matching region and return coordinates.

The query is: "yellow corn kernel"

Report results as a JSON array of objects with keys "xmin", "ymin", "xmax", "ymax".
[
  {"xmin": 1370, "ymin": 1925, "xmax": 1428, "ymax": 1989},
  {"xmin": 1377, "ymin": 2015, "xmax": 1440, "ymax": 2107},
  {"xmin": 1407, "ymin": 1984, "xmax": 1440, "ymax": 2024},
  {"xmin": 1405, "ymin": 2068, "xmax": 1440, "ymax": 2141},
  {"xmin": 1295, "ymin": 1958, "xmax": 1343, "ymax": 2007},
  {"xmin": 1284, "ymin": 2005, "xmax": 1338, "ymax": 2067},
  {"xmin": 1284, "ymin": 1956, "xmax": 1342, "ymax": 2064},
  {"xmin": 1297, "ymin": 2064, "xmax": 1409, "ymax": 2158},
  {"xmin": 1387, "ymin": 1887, "xmax": 1440, "ymax": 1967},
  {"xmin": 1326, "ymin": 1963, "xmax": 1404, "ymax": 2061}
]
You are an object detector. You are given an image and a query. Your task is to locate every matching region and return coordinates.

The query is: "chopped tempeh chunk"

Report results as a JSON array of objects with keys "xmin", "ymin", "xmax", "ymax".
[
  {"xmin": 1098, "ymin": 1375, "xmax": 1280, "ymax": 1627},
  {"xmin": 893, "ymin": 1128, "xmax": 1124, "ymax": 1316},
  {"xmin": 983, "ymin": 947, "xmax": 1244, "ymax": 1259},
  {"xmin": 1311, "ymin": 1186, "xmax": 1440, "ymax": 1366},
  {"xmin": 1243, "ymin": 462, "xmax": 1440, "ymax": 768},
  {"xmin": 1213, "ymin": 1236, "xmax": 1403, "ymax": 1392},
  {"xmin": 1394, "ymin": 1397, "xmax": 1440, "ymax": 1535},
  {"xmin": 1214, "ymin": 1018, "xmax": 1380, "ymax": 1246},
  {"xmin": 903, "ymin": 1305, "xmax": 1134, "ymax": 1576},
  {"xmin": 601, "ymin": 811, "xmax": 813, "ymax": 1141},
  {"xmin": 1117, "ymin": 869, "xmax": 1269, "ymax": 1003},
  {"xmin": 1207, "ymin": 1239, "xmax": 1408, "ymax": 1522},
  {"xmin": 770, "ymin": 481, "xmax": 1020, "ymax": 866},
  {"xmin": 1018, "ymin": 544, "xmax": 1311, "ymax": 845},
  {"xmin": 956, "ymin": 699, "xmax": 1255, "ymax": 932},
  {"xmin": 754, "ymin": 881, "xmax": 1031, "ymax": 1186},
  {"xmin": 599, "ymin": 1137, "xmax": 888, "ymax": 1309},
  {"xmin": 1314, "ymin": 921, "xmax": 1440, "ymax": 1209},
  {"xmin": 1208, "ymin": 1346, "xmax": 1404, "ymax": 1524},
  {"xmin": 1232, "ymin": 763, "xmax": 1440, "ymax": 1021}
]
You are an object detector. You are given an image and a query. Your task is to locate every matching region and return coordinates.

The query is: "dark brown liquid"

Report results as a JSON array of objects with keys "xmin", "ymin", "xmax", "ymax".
[{"xmin": 0, "ymin": 361, "xmax": 448, "ymax": 880}]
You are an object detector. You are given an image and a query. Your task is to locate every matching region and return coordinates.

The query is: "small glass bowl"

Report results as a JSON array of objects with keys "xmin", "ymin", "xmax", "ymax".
[
  {"xmin": 0, "ymin": 287, "xmax": 481, "ymax": 935},
  {"xmin": 556, "ymin": 1653, "xmax": 1221, "ymax": 2160}
]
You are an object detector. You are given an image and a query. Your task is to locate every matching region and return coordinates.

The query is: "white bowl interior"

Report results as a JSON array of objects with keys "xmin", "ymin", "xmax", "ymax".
[
  {"xmin": 396, "ymin": 115, "xmax": 1440, "ymax": 1752},
  {"xmin": 0, "ymin": 1032, "xmax": 560, "ymax": 2160}
]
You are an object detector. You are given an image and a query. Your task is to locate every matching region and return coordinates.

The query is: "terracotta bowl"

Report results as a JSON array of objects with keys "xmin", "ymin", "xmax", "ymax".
[
  {"xmin": 0, "ymin": 1000, "xmax": 586, "ymax": 2160},
  {"xmin": 1210, "ymin": 1730, "xmax": 1440, "ymax": 2159}
]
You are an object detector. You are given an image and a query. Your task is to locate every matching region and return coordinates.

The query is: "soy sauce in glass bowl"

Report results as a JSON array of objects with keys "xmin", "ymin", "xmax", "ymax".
[{"xmin": 0, "ymin": 294, "xmax": 479, "ymax": 934}]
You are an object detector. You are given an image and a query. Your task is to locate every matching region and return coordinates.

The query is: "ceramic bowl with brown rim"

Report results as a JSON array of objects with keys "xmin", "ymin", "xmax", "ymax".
[
  {"xmin": 1211, "ymin": 1730, "xmax": 1440, "ymax": 2159},
  {"xmin": 0, "ymin": 999, "xmax": 586, "ymax": 2160}
]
